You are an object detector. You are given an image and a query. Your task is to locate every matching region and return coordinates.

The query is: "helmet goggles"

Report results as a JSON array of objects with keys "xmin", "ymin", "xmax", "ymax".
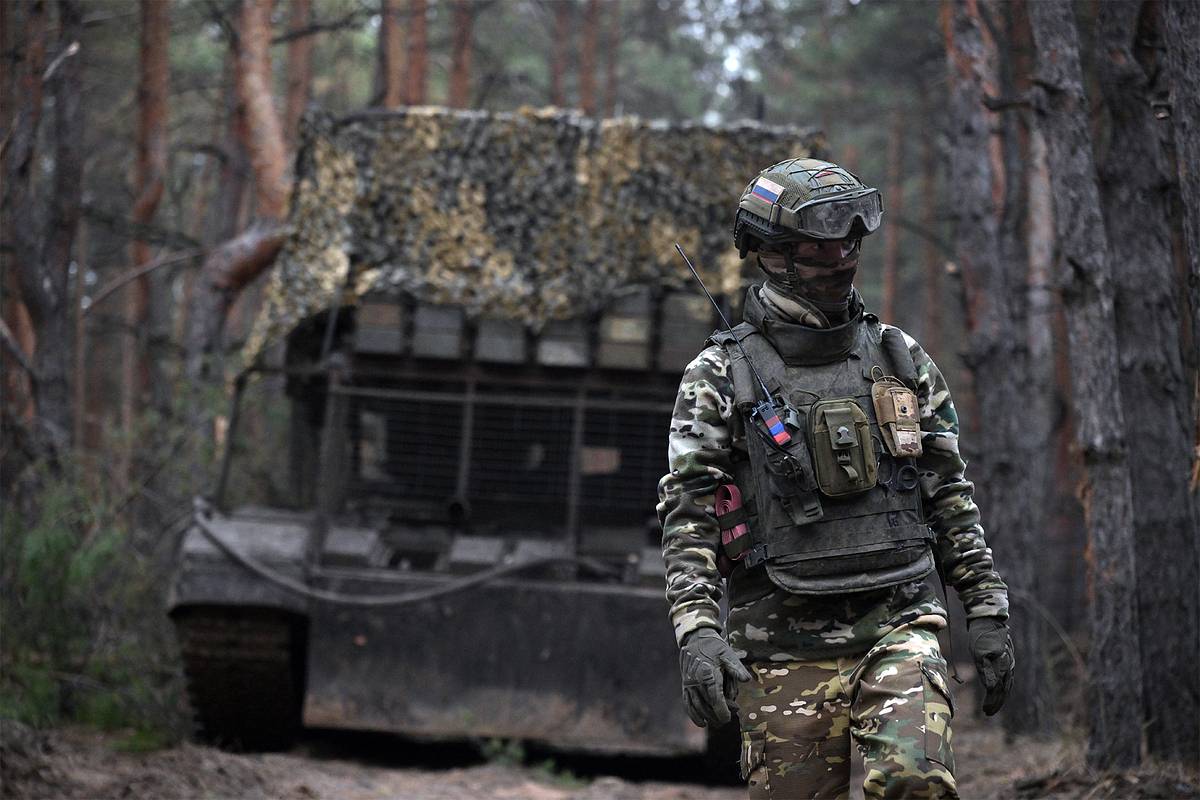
[{"xmin": 780, "ymin": 189, "xmax": 884, "ymax": 240}]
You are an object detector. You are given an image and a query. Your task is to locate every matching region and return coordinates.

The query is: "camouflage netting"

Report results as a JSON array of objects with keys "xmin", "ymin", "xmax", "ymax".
[{"xmin": 248, "ymin": 107, "xmax": 825, "ymax": 357}]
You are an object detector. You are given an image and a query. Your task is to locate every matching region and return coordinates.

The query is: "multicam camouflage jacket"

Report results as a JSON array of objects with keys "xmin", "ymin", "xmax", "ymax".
[{"xmin": 657, "ymin": 287, "xmax": 1009, "ymax": 662}]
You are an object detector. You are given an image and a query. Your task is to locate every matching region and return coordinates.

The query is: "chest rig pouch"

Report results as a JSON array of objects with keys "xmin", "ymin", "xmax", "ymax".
[{"xmin": 710, "ymin": 291, "xmax": 935, "ymax": 596}]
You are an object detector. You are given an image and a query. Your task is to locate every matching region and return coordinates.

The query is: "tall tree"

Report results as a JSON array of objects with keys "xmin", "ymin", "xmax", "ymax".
[
  {"xmin": 380, "ymin": 0, "xmax": 405, "ymax": 109},
  {"xmin": 185, "ymin": 0, "xmax": 290, "ymax": 382},
  {"xmin": 2, "ymin": 0, "xmax": 84, "ymax": 456},
  {"xmin": 991, "ymin": 0, "xmax": 1054, "ymax": 737},
  {"xmin": 406, "ymin": 0, "xmax": 428, "ymax": 105},
  {"xmin": 1028, "ymin": 0, "xmax": 1143, "ymax": 769},
  {"xmin": 881, "ymin": 107, "xmax": 903, "ymax": 324},
  {"xmin": 1097, "ymin": 0, "xmax": 1200, "ymax": 764},
  {"xmin": 1163, "ymin": 0, "xmax": 1200, "ymax": 377},
  {"xmin": 943, "ymin": 0, "xmax": 1053, "ymax": 734},
  {"xmin": 918, "ymin": 87, "xmax": 942, "ymax": 354},
  {"xmin": 603, "ymin": 0, "xmax": 620, "ymax": 116},
  {"xmin": 579, "ymin": 0, "xmax": 599, "ymax": 115},
  {"xmin": 284, "ymin": 0, "xmax": 314, "ymax": 146},
  {"xmin": 550, "ymin": 1, "xmax": 570, "ymax": 106},
  {"xmin": 122, "ymin": 0, "xmax": 169, "ymax": 481},
  {"xmin": 448, "ymin": 0, "xmax": 473, "ymax": 108}
]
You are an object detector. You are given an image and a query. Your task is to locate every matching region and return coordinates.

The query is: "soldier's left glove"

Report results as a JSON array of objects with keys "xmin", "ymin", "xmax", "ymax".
[
  {"xmin": 679, "ymin": 628, "xmax": 752, "ymax": 728},
  {"xmin": 969, "ymin": 617, "xmax": 1015, "ymax": 716}
]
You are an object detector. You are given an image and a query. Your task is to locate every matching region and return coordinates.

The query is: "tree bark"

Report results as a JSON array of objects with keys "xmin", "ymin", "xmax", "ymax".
[
  {"xmin": 448, "ymin": 0, "xmax": 473, "ymax": 109},
  {"xmin": 991, "ymin": 0, "xmax": 1054, "ymax": 738},
  {"xmin": 550, "ymin": 0, "xmax": 570, "ymax": 106},
  {"xmin": 406, "ymin": 0, "xmax": 427, "ymax": 105},
  {"xmin": 1097, "ymin": 0, "xmax": 1200, "ymax": 765},
  {"xmin": 186, "ymin": 0, "xmax": 291, "ymax": 383},
  {"xmin": 1028, "ymin": 0, "xmax": 1143, "ymax": 769},
  {"xmin": 579, "ymin": 0, "xmax": 599, "ymax": 116},
  {"xmin": 881, "ymin": 107, "xmax": 904, "ymax": 325},
  {"xmin": 284, "ymin": 0, "xmax": 313, "ymax": 146},
  {"xmin": 3, "ymin": 0, "xmax": 83, "ymax": 456},
  {"xmin": 944, "ymin": 0, "xmax": 1052, "ymax": 737},
  {"xmin": 237, "ymin": 0, "xmax": 288, "ymax": 219},
  {"xmin": 122, "ymin": 0, "xmax": 169, "ymax": 481},
  {"xmin": 603, "ymin": 0, "xmax": 620, "ymax": 116},
  {"xmin": 380, "ymin": 0, "xmax": 405, "ymax": 109},
  {"xmin": 1163, "ymin": 0, "xmax": 1200, "ymax": 445},
  {"xmin": 919, "ymin": 87, "xmax": 942, "ymax": 355}
]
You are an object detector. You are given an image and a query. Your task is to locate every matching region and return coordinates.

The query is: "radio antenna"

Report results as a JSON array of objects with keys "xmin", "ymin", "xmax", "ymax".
[{"xmin": 674, "ymin": 243, "xmax": 773, "ymax": 401}]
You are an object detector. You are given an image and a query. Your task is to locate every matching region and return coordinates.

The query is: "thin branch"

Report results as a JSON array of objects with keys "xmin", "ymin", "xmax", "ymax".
[
  {"xmin": 889, "ymin": 212, "xmax": 955, "ymax": 259},
  {"xmin": 983, "ymin": 92, "xmax": 1033, "ymax": 111},
  {"xmin": 42, "ymin": 41, "xmax": 80, "ymax": 82},
  {"xmin": 83, "ymin": 249, "xmax": 204, "ymax": 317},
  {"xmin": 271, "ymin": 9, "xmax": 370, "ymax": 44},
  {"xmin": 0, "ymin": 318, "xmax": 39, "ymax": 380},
  {"xmin": 81, "ymin": 203, "xmax": 202, "ymax": 251}
]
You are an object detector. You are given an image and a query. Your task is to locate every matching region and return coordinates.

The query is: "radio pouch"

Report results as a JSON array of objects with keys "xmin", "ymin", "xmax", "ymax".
[
  {"xmin": 871, "ymin": 371, "xmax": 923, "ymax": 458},
  {"xmin": 809, "ymin": 398, "xmax": 877, "ymax": 496}
]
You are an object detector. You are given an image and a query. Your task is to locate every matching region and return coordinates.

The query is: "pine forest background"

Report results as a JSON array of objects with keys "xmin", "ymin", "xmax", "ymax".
[{"xmin": 2, "ymin": 0, "xmax": 1198, "ymax": 784}]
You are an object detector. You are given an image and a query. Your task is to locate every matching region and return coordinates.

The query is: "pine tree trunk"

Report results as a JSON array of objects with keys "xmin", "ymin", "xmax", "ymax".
[
  {"xmin": 579, "ymin": 0, "xmax": 599, "ymax": 116},
  {"xmin": 991, "ymin": 0, "xmax": 1054, "ymax": 737},
  {"xmin": 919, "ymin": 87, "xmax": 942, "ymax": 355},
  {"xmin": 1097, "ymin": 0, "xmax": 1200, "ymax": 765},
  {"xmin": 550, "ymin": 1, "xmax": 570, "ymax": 106},
  {"xmin": 123, "ymin": 0, "xmax": 169, "ymax": 482},
  {"xmin": 185, "ymin": 0, "xmax": 289, "ymax": 383},
  {"xmin": 406, "ymin": 0, "xmax": 427, "ymax": 105},
  {"xmin": 603, "ymin": 0, "xmax": 620, "ymax": 116},
  {"xmin": 1163, "ymin": 0, "xmax": 1200, "ymax": 396},
  {"xmin": 448, "ymin": 0, "xmax": 473, "ymax": 108},
  {"xmin": 1028, "ymin": 0, "xmax": 1144, "ymax": 769},
  {"xmin": 380, "ymin": 0, "xmax": 404, "ymax": 109},
  {"xmin": 944, "ymin": 0, "xmax": 1054, "ymax": 738},
  {"xmin": 4, "ymin": 0, "xmax": 84, "ymax": 455},
  {"xmin": 881, "ymin": 108, "xmax": 903, "ymax": 325},
  {"xmin": 284, "ymin": 0, "xmax": 313, "ymax": 146}
]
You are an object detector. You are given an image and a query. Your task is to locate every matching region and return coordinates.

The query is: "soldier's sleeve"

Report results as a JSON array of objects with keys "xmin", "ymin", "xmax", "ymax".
[
  {"xmin": 897, "ymin": 328, "xmax": 1010, "ymax": 622},
  {"xmin": 656, "ymin": 344, "xmax": 738, "ymax": 646}
]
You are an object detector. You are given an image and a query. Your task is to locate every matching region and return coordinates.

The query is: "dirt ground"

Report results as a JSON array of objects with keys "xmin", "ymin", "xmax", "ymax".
[{"xmin": 3, "ymin": 703, "xmax": 1198, "ymax": 800}]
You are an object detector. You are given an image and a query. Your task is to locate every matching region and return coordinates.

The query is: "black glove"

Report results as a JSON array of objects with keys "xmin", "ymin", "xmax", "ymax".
[
  {"xmin": 969, "ymin": 617, "xmax": 1015, "ymax": 716},
  {"xmin": 679, "ymin": 628, "xmax": 752, "ymax": 728}
]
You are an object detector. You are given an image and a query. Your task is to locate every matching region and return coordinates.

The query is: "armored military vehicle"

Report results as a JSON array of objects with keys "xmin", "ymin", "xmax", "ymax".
[{"xmin": 167, "ymin": 108, "xmax": 824, "ymax": 758}]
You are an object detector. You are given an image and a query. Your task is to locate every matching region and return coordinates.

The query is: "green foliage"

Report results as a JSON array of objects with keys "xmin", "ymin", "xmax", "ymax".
[
  {"xmin": 532, "ymin": 758, "xmax": 588, "ymax": 789},
  {"xmin": 0, "ymin": 454, "xmax": 188, "ymax": 745},
  {"xmin": 480, "ymin": 736, "xmax": 527, "ymax": 766},
  {"xmin": 478, "ymin": 738, "xmax": 586, "ymax": 788}
]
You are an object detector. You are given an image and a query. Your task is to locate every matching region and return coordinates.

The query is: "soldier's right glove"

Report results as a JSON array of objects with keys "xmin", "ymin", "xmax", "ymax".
[
  {"xmin": 679, "ymin": 628, "xmax": 752, "ymax": 728},
  {"xmin": 969, "ymin": 617, "xmax": 1015, "ymax": 716}
]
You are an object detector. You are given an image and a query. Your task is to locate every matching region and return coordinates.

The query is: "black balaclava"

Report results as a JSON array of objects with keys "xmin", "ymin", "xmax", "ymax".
[{"xmin": 756, "ymin": 238, "xmax": 860, "ymax": 322}]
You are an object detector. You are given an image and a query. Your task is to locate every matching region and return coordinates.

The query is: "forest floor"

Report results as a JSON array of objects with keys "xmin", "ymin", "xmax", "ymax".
[{"xmin": 3, "ymin": 689, "xmax": 1198, "ymax": 800}]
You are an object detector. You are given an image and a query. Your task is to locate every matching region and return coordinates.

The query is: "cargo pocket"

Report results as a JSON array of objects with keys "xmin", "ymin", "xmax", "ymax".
[
  {"xmin": 921, "ymin": 660, "xmax": 956, "ymax": 773},
  {"xmin": 740, "ymin": 730, "xmax": 769, "ymax": 798}
]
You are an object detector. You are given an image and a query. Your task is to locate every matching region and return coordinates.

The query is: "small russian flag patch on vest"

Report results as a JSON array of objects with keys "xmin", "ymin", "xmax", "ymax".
[
  {"xmin": 751, "ymin": 177, "xmax": 784, "ymax": 204},
  {"xmin": 757, "ymin": 401, "xmax": 792, "ymax": 445}
]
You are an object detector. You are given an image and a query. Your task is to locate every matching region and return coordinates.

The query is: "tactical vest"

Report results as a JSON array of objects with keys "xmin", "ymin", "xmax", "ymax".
[{"xmin": 710, "ymin": 288, "xmax": 935, "ymax": 596}]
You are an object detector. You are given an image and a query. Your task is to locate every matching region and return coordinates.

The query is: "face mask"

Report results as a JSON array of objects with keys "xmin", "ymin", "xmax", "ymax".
[{"xmin": 756, "ymin": 238, "xmax": 860, "ymax": 304}]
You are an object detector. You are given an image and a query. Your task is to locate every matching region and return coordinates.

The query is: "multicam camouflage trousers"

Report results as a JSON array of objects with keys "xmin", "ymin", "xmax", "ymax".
[{"xmin": 739, "ymin": 622, "xmax": 957, "ymax": 800}]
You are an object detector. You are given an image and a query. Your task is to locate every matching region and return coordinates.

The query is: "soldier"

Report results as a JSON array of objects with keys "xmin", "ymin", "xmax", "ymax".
[{"xmin": 658, "ymin": 158, "xmax": 1014, "ymax": 799}]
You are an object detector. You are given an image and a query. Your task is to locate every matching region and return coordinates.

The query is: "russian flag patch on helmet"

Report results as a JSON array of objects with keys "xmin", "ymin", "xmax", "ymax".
[{"xmin": 751, "ymin": 176, "xmax": 784, "ymax": 204}]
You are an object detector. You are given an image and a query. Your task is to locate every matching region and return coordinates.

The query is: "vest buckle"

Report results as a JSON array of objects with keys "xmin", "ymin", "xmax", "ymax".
[{"xmin": 744, "ymin": 543, "xmax": 770, "ymax": 568}]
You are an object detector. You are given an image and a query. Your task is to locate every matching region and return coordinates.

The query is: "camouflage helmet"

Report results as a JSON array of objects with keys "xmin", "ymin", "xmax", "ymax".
[{"xmin": 733, "ymin": 158, "xmax": 884, "ymax": 257}]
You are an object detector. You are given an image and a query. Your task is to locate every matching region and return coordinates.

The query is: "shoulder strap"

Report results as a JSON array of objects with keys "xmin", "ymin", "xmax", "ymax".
[
  {"xmin": 880, "ymin": 327, "xmax": 919, "ymax": 391},
  {"xmin": 707, "ymin": 321, "xmax": 756, "ymax": 349},
  {"xmin": 709, "ymin": 322, "xmax": 768, "ymax": 409}
]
